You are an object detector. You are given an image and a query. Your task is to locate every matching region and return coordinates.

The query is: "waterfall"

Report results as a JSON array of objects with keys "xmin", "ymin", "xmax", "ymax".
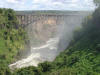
[{"xmin": 9, "ymin": 12, "xmax": 90, "ymax": 70}]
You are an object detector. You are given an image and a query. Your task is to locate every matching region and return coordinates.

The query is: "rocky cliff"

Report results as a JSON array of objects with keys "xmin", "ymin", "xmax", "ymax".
[{"xmin": 16, "ymin": 11, "xmax": 92, "ymax": 47}]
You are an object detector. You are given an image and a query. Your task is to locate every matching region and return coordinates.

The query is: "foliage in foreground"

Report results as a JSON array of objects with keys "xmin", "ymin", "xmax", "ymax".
[{"xmin": 0, "ymin": 8, "xmax": 27, "ymax": 75}]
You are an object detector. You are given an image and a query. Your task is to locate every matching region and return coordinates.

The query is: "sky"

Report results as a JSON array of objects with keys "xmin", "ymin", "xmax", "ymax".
[{"xmin": 0, "ymin": 0, "xmax": 96, "ymax": 11}]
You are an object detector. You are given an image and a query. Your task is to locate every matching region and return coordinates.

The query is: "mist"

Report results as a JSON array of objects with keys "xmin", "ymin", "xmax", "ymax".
[
  {"xmin": 9, "ymin": 11, "xmax": 90, "ymax": 70},
  {"xmin": 58, "ymin": 15, "xmax": 85, "ymax": 51}
]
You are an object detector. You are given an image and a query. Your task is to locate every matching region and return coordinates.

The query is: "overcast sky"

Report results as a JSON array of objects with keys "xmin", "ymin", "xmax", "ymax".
[{"xmin": 0, "ymin": 0, "xmax": 96, "ymax": 11}]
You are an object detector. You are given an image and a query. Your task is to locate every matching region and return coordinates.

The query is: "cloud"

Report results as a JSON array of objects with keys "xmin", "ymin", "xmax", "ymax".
[
  {"xmin": 33, "ymin": 0, "xmax": 49, "ymax": 3},
  {"xmin": 31, "ymin": 0, "xmax": 95, "ymax": 10},
  {"xmin": 0, "ymin": 0, "xmax": 96, "ymax": 10},
  {"xmin": 71, "ymin": 0, "xmax": 78, "ymax": 3},
  {"xmin": 6, "ymin": 0, "xmax": 19, "ymax": 3}
]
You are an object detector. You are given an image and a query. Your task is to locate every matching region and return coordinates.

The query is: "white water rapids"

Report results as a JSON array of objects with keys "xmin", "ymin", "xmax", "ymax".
[{"xmin": 9, "ymin": 38, "xmax": 59, "ymax": 69}]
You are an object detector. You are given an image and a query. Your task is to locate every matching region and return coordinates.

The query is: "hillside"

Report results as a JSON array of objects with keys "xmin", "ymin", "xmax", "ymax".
[
  {"xmin": 14, "ymin": 7, "xmax": 100, "ymax": 75},
  {"xmin": 0, "ymin": 8, "xmax": 27, "ymax": 75},
  {"xmin": 0, "ymin": 6, "xmax": 100, "ymax": 75}
]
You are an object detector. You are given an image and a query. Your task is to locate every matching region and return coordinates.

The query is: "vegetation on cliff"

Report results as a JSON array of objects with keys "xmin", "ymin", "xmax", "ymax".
[
  {"xmin": 0, "ymin": 1, "xmax": 100, "ymax": 75},
  {"xmin": 14, "ymin": 5, "xmax": 100, "ymax": 75},
  {"xmin": 0, "ymin": 8, "xmax": 27, "ymax": 75}
]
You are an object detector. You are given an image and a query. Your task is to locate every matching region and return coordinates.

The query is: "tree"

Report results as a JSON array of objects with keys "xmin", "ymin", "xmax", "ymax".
[
  {"xmin": 94, "ymin": 0, "xmax": 100, "ymax": 6},
  {"xmin": 38, "ymin": 62, "xmax": 53, "ymax": 72}
]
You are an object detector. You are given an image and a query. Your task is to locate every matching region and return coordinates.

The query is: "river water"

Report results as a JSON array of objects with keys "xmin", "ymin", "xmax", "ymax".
[{"xmin": 9, "ymin": 38, "xmax": 59, "ymax": 69}]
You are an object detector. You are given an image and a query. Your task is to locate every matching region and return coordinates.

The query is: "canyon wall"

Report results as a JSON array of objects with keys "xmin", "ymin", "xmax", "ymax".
[
  {"xmin": 16, "ymin": 11, "xmax": 91, "ymax": 46},
  {"xmin": 9, "ymin": 11, "xmax": 92, "ymax": 69}
]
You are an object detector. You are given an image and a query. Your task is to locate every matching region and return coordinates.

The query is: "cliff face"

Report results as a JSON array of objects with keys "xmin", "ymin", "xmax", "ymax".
[
  {"xmin": 16, "ymin": 11, "xmax": 91, "ymax": 46},
  {"xmin": 27, "ymin": 16, "xmax": 58, "ymax": 46}
]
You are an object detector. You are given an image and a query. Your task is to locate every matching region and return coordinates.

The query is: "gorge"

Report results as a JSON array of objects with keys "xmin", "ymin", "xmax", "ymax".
[
  {"xmin": 9, "ymin": 11, "xmax": 91, "ymax": 69},
  {"xmin": 1, "ymin": 0, "xmax": 100, "ymax": 74}
]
